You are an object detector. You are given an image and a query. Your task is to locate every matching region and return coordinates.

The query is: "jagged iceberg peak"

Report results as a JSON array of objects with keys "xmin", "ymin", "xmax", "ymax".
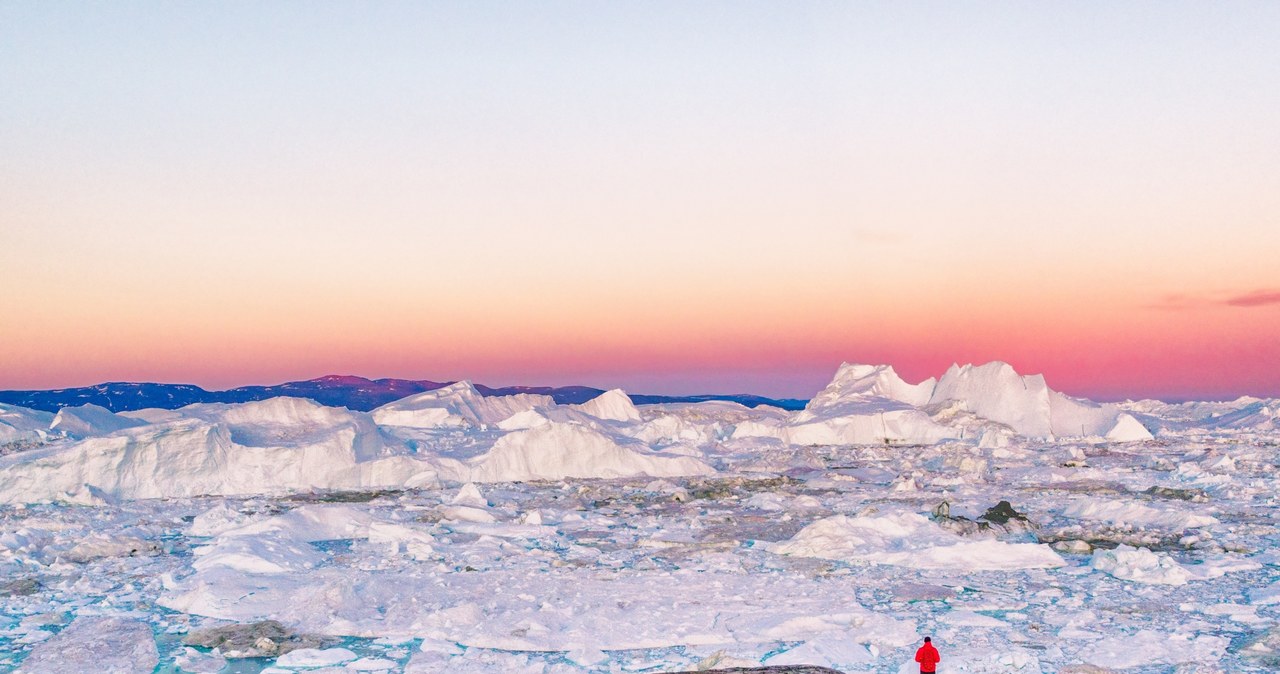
[
  {"xmin": 207, "ymin": 396, "xmax": 360, "ymax": 428},
  {"xmin": 927, "ymin": 361, "xmax": 1151, "ymax": 440},
  {"xmin": 927, "ymin": 361, "xmax": 1057, "ymax": 438},
  {"xmin": 798, "ymin": 360, "xmax": 1153, "ymax": 442},
  {"xmin": 50, "ymin": 403, "xmax": 146, "ymax": 439},
  {"xmin": 808, "ymin": 363, "xmax": 936, "ymax": 410},
  {"xmin": 934, "ymin": 361, "xmax": 1047, "ymax": 391},
  {"xmin": 427, "ymin": 380, "xmax": 482, "ymax": 398},
  {"xmin": 0, "ymin": 402, "xmax": 55, "ymax": 445},
  {"xmin": 572, "ymin": 389, "xmax": 642, "ymax": 422},
  {"xmin": 372, "ymin": 380, "xmax": 553, "ymax": 429}
]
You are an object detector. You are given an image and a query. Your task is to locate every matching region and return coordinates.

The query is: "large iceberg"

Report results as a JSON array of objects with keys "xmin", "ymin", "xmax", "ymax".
[
  {"xmin": 0, "ymin": 390, "xmax": 711, "ymax": 503},
  {"xmin": 372, "ymin": 381, "xmax": 553, "ymax": 429},
  {"xmin": 735, "ymin": 360, "xmax": 1151, "ymax": 446},
  {"xmin": 0, "ymin": 361, "xmax": 1185, "ymax": 505}
]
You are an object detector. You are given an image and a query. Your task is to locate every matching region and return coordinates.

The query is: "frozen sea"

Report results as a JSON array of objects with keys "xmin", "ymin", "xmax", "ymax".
[{"xmin": 2, "ymin": 363, "xmax": 1278, "ymax": 673}]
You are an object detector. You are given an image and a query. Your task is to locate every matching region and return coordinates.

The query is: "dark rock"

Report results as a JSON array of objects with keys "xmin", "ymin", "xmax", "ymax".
[
  {"xmin": 286, "ymin": 489, "xmax": 402, "ymax": 503},
  {"xmin": 1037, "ymin": 525, "xmax": 1185, "ymax": 552},
  {"xmin": 980, "ymin": 500, "xmax": 1029, "ymax": 526},
  {"xmin": 684, "ymin": 476, "xmax": 798, "ymax": 502},
  {"xmin": 183, "ymin": 620, "xmax": 337, "ymax": 658},
  {"xmin": 931, "ymin": 500, "xmax": 1037, "ymax": 536},
  {"xmin": 931, "ymin": 500, "xmax": 986, "ymax": 536},
  {"xmin": 979, "ymin": 500, "xmax": 1037, "ymax": 535},
  {"xmin": 1144, "ymin": 485, "xmax": 1208, "ymax": 502}
]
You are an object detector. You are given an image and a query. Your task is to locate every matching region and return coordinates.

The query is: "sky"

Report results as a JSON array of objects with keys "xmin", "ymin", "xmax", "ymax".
[{"xmin": 2, "ymin": 2, "xmax": 1278, "ymax": 400}]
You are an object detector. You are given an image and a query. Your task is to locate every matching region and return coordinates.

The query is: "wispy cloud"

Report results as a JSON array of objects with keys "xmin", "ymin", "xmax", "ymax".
[
  {"xmin": 1147, "ymin": 288, "xmax": 1280, "ymax": 311},
  {"xmin": 1225, "ymin": 289, "xmax": 1280, "ymax": 308}
]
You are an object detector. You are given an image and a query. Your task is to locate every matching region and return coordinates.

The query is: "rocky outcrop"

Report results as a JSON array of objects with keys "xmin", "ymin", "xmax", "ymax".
[
  {"xmin": 183, "ymin": 620, "xmax": 337, "ymax": 658},
  {"xmin": 932, "ymin": 500, "xmax": 1037, "ymax": 536}
]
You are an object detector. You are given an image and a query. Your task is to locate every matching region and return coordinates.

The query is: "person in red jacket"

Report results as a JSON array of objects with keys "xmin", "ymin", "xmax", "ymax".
[{"xmin": 915, "ymin": 636, "xmax": 940, "ymax": 673}]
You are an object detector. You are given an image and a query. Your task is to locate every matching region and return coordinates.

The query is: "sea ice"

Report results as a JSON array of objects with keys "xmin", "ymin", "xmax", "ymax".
[
  {"xmin": 275, "ymin": 646, "xmax": 358, "ymax": 666},
  {"xmin": 1082, "ymin": 629, "xmax": 1228, "ymax": 669},
  {"xmin": 766, "ymin": 512, "xmax": 1065, "ymax": 571},
  {"xmin": 15, "ymin": 616, "xmax": 158, "ymax": 674},
  {"xmin": 0, "ymin": 360, "xmax": 1276, "ymax": 672}
]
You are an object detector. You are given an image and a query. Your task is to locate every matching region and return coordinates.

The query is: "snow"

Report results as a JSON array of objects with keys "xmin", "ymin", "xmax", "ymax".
[
  {"xmin": 1090, "ymin": 545, "xmax": 1196, "ymax": 585},
  {"xmin": 1250, "ymin": 581, "xmax": 1280, "ymax": 605},
  {"xmin": 496, "ymin": 409, "xmax": 550, "ymax": 431},
  {"xmin": 215, "ymin": 504, "xmax": 379, "ymax": 542},
  {"xmin": 570, "ymin": 389, "xmax": 642, "ymax": 422},
  {"xmin": 372, "ymin": 381, "xmax": 552, "ymax": 429},
  {"xmin": 173, "ymin": 646, "xmax": 226, "ymax": 673},
  {"xmin": 0, "ymin": 361, "xmax": 1197, "ymax": 505},
  {"xmin": 735, "ymin": 361, "xmax": 1152, "ymax": 446},
  {"xmin": 188, "ymin": 503, "xmax": 259, "ymax": 537},
  {"xmin": 450, "ymin": 482, "xmax": 489, "ymax": 508},
  {"xmin": 1083, "ymin": 629, "xmax": 1228, "ymax": 669},
  {"xmin": 348, "ymin": 656, "xmax": 400, "ymax": 670},
  {"xmin": 777, "ymin": 363, "xmax": 953, "ymax": 445},
  {"xmin": 0, "ymin": 403, "xmax": 53, "ymax": 446},
  {"xmin": 785, "ymin": 406, "xmax": 955, "ymax": 446},
  {"xmin": 276, "ymin": 647, "xmax": 358, "ymax": 666},
  {"xmin": 1105, "ymin": 412, "xmax": 1154, "ymax": 441},
  {"xmin": 766, "ymin": 512, "xmax": 1065, "ymax": 571},
  {"xmin": 1089, "ymin": 545, "xmax": 1259, "ymax": 585},
  {"xmin": 1203, "ymin": 398, "xmax": 1280, "ymax": 431},
  {"xmin": 1062, "ymin": 499, "xmax": 1219, "ymax": 529},
  {"xmin": 930, "ymin": 362, "xmax": 1057, "ymax": 438},
  {"xmin": 0, "ymin": 394, "xmax": 709, "ymax": 503},
  {"xmin": 161, "ymin": 564, "xmax": 920, "ymax": 658},
  {"xmin": 48, "ymin": 403, "xmax": 146, "ymax": 439},
  {"xmin": 809, "ymin": 363, "xmax": 936, "ymax": 408},
  {"xmin": 15, "ymin": 616, "xmax": 158, "ymax": 674},
  {"xmin": 459, "ymin": 421, "xmax": 714, "ymax": 483},
  {"xmin": 894, "ymin": 648, "xmax": 1043, "ymax": 674}
]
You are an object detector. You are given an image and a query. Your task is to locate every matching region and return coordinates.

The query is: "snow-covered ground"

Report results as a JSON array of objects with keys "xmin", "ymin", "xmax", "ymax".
[{"xmin": 1, "ymin": 362, "xmax": 1278, "ymax": 672}]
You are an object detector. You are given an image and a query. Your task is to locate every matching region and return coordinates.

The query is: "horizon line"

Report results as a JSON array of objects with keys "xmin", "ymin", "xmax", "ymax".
[{"xmin": 1, "ymin": 368, "xmax": 1271, "ymax": 407}]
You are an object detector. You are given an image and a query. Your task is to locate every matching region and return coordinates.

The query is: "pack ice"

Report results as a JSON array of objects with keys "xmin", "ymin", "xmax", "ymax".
[{"xmin": 0, "ymin": 361, "xmax": 1276, "ymax": 673}]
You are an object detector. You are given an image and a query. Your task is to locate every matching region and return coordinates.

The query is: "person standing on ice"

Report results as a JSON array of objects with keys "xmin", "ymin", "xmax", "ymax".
[{"xmin": 914, "ymin": 636, "xmax": 940, "ymax": 673}]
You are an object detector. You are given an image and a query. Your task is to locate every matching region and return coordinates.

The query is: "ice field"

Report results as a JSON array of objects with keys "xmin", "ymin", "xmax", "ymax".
[{"xmin": 2, "ymin": 362, "xmax": 1279, "ymax": 673}]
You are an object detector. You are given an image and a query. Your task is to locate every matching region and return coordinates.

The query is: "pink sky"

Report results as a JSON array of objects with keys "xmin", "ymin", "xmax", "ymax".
[
  {"xmin": 2, "ymin": 4, "xmax": 1278, "ymax": 400},
  {"xmin": 4, "ymin": 280, "xmax": 1277, "ymax": 400}
]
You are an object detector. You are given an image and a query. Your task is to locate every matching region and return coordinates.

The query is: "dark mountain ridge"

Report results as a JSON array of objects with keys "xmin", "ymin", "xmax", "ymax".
[{"xmin": 0, "ymin": 376, "xmax": 808, "ymax": 414}]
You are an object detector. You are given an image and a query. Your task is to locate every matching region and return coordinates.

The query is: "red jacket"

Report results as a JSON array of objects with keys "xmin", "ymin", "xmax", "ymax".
[{"xmin": 915, "ymin": 643, "xmax": 940, "ymax": 672}]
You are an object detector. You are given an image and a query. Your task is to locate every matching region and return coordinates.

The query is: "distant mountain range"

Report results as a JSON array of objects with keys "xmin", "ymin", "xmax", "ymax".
[{"xmin": 0, "ymin": 375, "xmax": 808, "ymax": 414}]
